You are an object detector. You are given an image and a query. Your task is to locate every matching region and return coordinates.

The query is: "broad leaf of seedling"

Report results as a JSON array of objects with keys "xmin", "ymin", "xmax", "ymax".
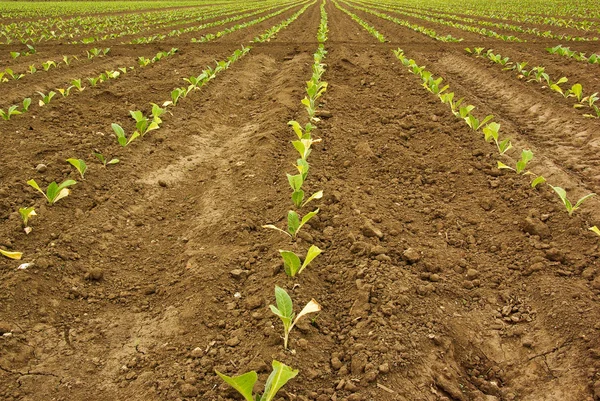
[
  {"xmin": 288, "ymin": 121, "xmax": 304, "ymax": 139},
  {"xmin": 215, "ymin": 370, "xmax": 257, "ymax": 401},
  {"xmin": 287, "ymin": 211, "xmax": 300, "ymax": 236},
  {"xmin": 302, "ymin": 190, "xmax": 323, "ymax": 208},
  {"xmin": 291, "ymin": 190, "xmax": 304, "ymax": 208},
  {"xmin": 550, "ymin": 186, "xmax": 572, "ymax": 212},
  {"xmin": 279, "ymin": 250, "xmax": 301, "ymax": 277},
  {"xmin": 516, "ymin": 150, "xmax": 533, "ymax": 174},
  {"xmin": 298, "ymin": 245, "xmax": 322, "ymax": 275},
  {"xmin": 261, "ymin": 361, "xmax": 299, "ymax": 401},
  {"xmin": 297, "ymin": 208, "xmax": 319, "ymax": 234},
  {"xmin": 531, "ymin": 176, "xmax": 546, "ymax": 188}
]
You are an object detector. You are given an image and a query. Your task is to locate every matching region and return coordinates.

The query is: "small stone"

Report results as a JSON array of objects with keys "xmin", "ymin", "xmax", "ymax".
[
  {"xmin": 371, "ymin": 245, "xmax": 387, "ymax": 255},
  {"xmin": 158, "ymin": 180, "xmax": 168, "ymax": 187},
  {"xmin": 190, "ymin": 347, "xmax": 203, "ymax": 358},
  {"xmin": 143, "ymin": 284, "xmax": 157, "ymax": 295},
  {"xmin": 592, "ymin": 276, "xmax": 600, "ymax": 290},
  {"xmin": 545, "ymin": 248, "xmax": 564, "ymax": 262},
  {"xmin": 244, "ymin": 295, "xmax": 263, "ymax": 310},
  {"xmin": 362, "ymin": 220, "xmax": 383, "ymax": 238},
  {"xmin": 180, "ymin": 383, "xmax": 199, "ymax": 398},
  {"xmin": 522, "ymin": 337, "xmax": 534, "ymax": 348},
  {"xmin": 521, "ymin": 217, "xmax": 550, "ymax": 239},
  {"xmin": 378, "ymin": 363, "xmax": 389, "ymax": 373},
  {"xmin": 351, "ymin": 353, "xmax": 368, "ymax": 375},
  {"xmin": 35, "ymin": 164, "xmax": 47, "ymax": 173},
  {"xmin": 364, "ymin": 370, "xmax": 378, "ymax": 382},
  {"xmin": 403, "ymin": 248, "xmax": 421, "ymax": 264},
  {"xmin": 229, "ymin": 269, "xmax": 247, "ymax": 280},
  {"xmin": 297, "ymin": 338, "xmax": 308, "ymax": 349},
  {"xmin": 0, "ymin": 321, "xmax": 11, "ymax": 335},
  {"xmin": 125, "ymin": 372, "xmax": 137, "ymax": 380},
  {"xmin": 466, "ymin": 268, "xmax": 479, "ymax": 280},
  {"xmin": 86, "ymin": 268, "xmax": 103, "ymax": 281},
  {"xmin": 331, "ymin": 357, "xmax": 343, "ymax": 370},
  {"xmin": 315, "ymin": 110, "xmax": 333, "ymax": 118},
  {"xmin": 344, "ymin": 380, "xmax": 358, "ymax": 392},
  {"xmin": 226, "ymin": 336, "xmax": 240, "ymax": 347},
  {"xmin": 355, "ymin": 141, "xmax": 375, "ymax": 158},
  {"xmin": 306, "ymin": 368, "xmax": 319, "ymax": 380},
  {"xmin": 248, "ymin": 359, "xmax": 268, "ymax": 373}
]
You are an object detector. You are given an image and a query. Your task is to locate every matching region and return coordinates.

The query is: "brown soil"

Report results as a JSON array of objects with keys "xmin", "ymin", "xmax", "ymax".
[{"xmin": 2, "ymin": 2, "xmax": 600, "ymax": 401}]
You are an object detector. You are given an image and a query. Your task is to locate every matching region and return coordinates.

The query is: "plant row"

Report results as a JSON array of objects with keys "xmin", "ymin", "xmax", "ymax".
[
  {"xmin": 395, "ymin": 49, "xmax": 595, "ymax": 222},
  {"xmin": 2, "ymin": 47, "xmax": 109, "ymax": 85},
  {"xmin": 218, "ymin": 1, "xmax": 328, "ymax": 398},
  {"xmin": 354, "ymin": 1, "xmax": 523, "ymax": 42},
  {"xmin": 466, "ymin": 47, "xmax": 600, "ymax": 118},
  {"xmin": 547, "ymin": 44, "xmax": 600, "ymax": 65},
  {"xmin": 332, "ymin": 0, "xmax": 385, "ymax": 42},
  {"xmin": 0, "ymin": 48, "xmax": 177, "ymax": 122},
  {"xmin": 361, "ymin": 1, "xmax": 598, "ymax": 42},
  {"xmin": 342, "ymin": 0, "xmax": 462, "ymax": 42}
]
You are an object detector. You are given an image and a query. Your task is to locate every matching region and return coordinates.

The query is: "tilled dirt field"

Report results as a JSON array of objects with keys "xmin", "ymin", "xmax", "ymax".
[{"xmin": 1, "ymin": 2, "xmax": 600, "ymax": 401}]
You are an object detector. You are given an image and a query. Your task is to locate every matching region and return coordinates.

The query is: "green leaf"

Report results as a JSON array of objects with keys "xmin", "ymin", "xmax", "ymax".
[
  {"xmin": 291, "ymin": 190, "xmax": 304, "ymax": 208},
  {"xmin": 550, "ymin": 186, "xmax": 572, "ymax": 213},
  {"xmin": 516, "ymin": 149, "xmax": 533, "ymax": 174},
  {"xmin": 589, "ymin": 226, "xmax": 600, "ymax": 236},
  {"xmin": 130, "ymin": 110, "xmax": 144, "ymax": 122},
  {"xmin": 574, "ymin": 193, "xmax": 596, "ymax": 209},
  {"xmin": 261, "ymin": 360, "xmax": 299, "ymax": 401},
  {"xmin": 215, "ymin": 370, "xmax": 257, "ymax": 401},
  {"xmin": 279, "ymin": 250, "xmax": 301, "ymax": 277},
  {"xmin": 301, "ymin": 190, "xmax": 323, "ymax": 208},
  {"xmin": 262, "ymin": 224, "xmax": 292, "ymax": 238},
  {"xmin": 66, "ymin": 158, "xmax": 87, "ymax": 179},
  {"xmin": 531, "ymin": 176, "xmax": 546, "ymax": 188},
  {"xmin": 112, "ymin": 123, "xmax": 126, "ymax": 146},
  {"xmin": 297, "ymin": 208, "xmax": 319, "ymax": 235},
  {"xmin": 274, "ymin": 286, "xmax": 293, "ymax": 318},
  {"xmin": 288, "ymin": 121, "xmax": 304, "ymax": 139},
  {"xmin": 27, "ymin": 179, "xmax": 47, "ymax": 200},
  {"xmin": 497, "ymin": 161, "xmax": 513, "ymax": 170},
  {"xmin": 287, "ymin": 211, "xmax": 300, "ymax": 236},
  {"xmin": 286, "ymin": 174, "xmax": 303, "ymax": 192},
  {"xmin": 299, "ymin": 245, "xmax": 322, "ymax": 275}
]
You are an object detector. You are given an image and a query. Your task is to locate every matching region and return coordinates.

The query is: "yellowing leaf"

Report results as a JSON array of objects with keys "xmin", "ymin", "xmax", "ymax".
[{"xmin": 1, "ymin": 249, "xmax": 22, "ymax": 260}]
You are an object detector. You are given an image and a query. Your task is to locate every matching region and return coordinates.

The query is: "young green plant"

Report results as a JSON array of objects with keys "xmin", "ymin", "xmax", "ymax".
[
  {"xmin": 550, "ymin": 186, "xmax": 595, "ymax": 216},
  {"xmin": 93, "ymin": 152, "xmax": 119, "ymax": 167},
  {"xmin": 19, "ymin": 207, "xmax": 36, "ymax": 234},
  {"xmin": 66, "ymin": 158, "xmax": 87, "ymax": 179},
  {"xmin": 263, "ymin": 209, "xmax": 319, "ymax": 239},
  {"xmin": 215, "ymin": 360, "xmax": 298, "ymax": 401},
  {"xmin": 279, "ymin": 245, "xmax": 322, "ymax": 278},
  {"xmin": 112, "ymin": 123, "xmax": 139, "ymax": 147},
  {"xmin": 27, "ymin": 179, "xmax": 77, "ymax": 205},
  {"xmin": 270, "ymin": 285, "xmax": 321, "ymax": 349}
]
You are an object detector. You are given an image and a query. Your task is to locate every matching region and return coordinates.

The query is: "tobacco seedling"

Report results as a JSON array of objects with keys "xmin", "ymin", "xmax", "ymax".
[
  {"xmin": 164, "ymin": 87, "xmax": 185, "ymax": 107},
  {"xmin": 112, "ymin": 123, "xmax": 139, "ymax": 147},
  {"xmin": 280, "ymin": 245, "xmax": 322, "ymax": 278},
  {"xmin": 483, "ymin": 122, "xmax": 512, "ymax": 155},
  {"xmin": 130, "ymin": 110, "xmax": 159, "ymax": 137},
  {"xmin": 66, "ymin": 158, "xmax": 87, "ymax": 179},
  {"xmin": 19, "ymin": 207, "xmax": 36, "ymax": 234},
  {"xmin": 93, "ymin": 152, "xmax": 119, "ymax": 166},
  {"xmin": 292, "ymin": 138, "xmax": 320, "ymax": 161},
  {"xmin": 37, "ymin": 91, "xmax": 56, "ymax": 106},
  {"xmin": 42, "ymin": 60, "xmax": 57, "ymax": 71},
  {"xmin": 138, "ymin": 57, "xmax": 151, "ymax": 67},
  {"xmin": 71, "ymin": 79, "xmax": 85, "ymax": 91},
  {"xmin": 497, "ymin": 149, "xmax": 533, "ymax": 174},
  {"xmin": 27, "ymin": 179, "xmax": 77, "ymax": 205},
  {"xmin": 28, "ymin": 65, "xmax": 37, "ymax": 74},
  {"xmin": 465, "ymin": 113, "xmax": 493, "ymax": 131},
  {"xmin": 216, "ymin": 360, "xmax": 298, "ymax": 401},
  {"xmin": 270, "ymin": 286, "xmax": 321, "ymax": 349},
  {"xmin": 88, "ymin": 76, "xmax": 101, "ymax": 87},
  {"xmin": 550, "ymin": 186, "xmax": 595, "ymax": 216},
  {"xmin": 5, "ymin": 68, "xmax": 24, "ymax": 80},
  {"xmin": 0, "ymin": 248, "xmax": 22, "ymax": 260},
  {"xmin": 0, "ymin": 105, "xmax": 21, "ymax": 120},
  {"xmin": 263, "ymin": 209, "xmax": 319, "ymax": 238},
  {"xmin": 10, "ymin": 51, "xmax": 20, "ymax": 59},
  {"xmin": 57, "ymin": 86, "xmax": 74, "ymax": 97},
  {"xmin": 22, "ymin": 98, "xmax": 31, "ymax": 112},
  {"xmin": 289, "ymin": 120, "xmax": 315, "ymax": 140}
]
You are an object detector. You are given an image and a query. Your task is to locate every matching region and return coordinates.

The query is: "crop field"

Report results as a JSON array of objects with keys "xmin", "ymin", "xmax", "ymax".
[{"xmin": 2, "ymin": 0, "xmax": 600, "ymax": 400}]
